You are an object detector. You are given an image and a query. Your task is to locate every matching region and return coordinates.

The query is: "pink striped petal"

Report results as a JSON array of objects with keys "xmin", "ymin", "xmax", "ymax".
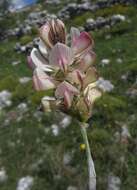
[
  {"xmin": 67, "ymin": 69, "xmax": 85, "ymax": 88},
  {"xmin": 64, "ymin": 90, "xmax": 73, "ymax": 109},
  {"xmin": 72, "ymin": 32, "xmax": 94, "ymax": 56},
  {"xmin": 33, "ymin": 68, "xmax": 55, "ymax": 91},
  {"xmin": 74, "ymin": 51, "xmax": 96, "ymax": 72},
  {"xmin": 55, "ymin": 81, "xmax": 79, "ymax": 98},
  {"xmin": 27, "ymin": 56, "xmax": 35, "ymax": 70},
  {"xmin": 82, "ymin": 51, "xmax": 96, "ymax": 70},
  {"xmin": 55, "ymin": 81, "xmax": 79, "ymax": 109},
  {"xmin": 39, "ymin": 22, "xmax": 52, "ymax": 48},
  {"xmin": 49, "ymin": 43, "xmax": 74, "ymax": 72}
]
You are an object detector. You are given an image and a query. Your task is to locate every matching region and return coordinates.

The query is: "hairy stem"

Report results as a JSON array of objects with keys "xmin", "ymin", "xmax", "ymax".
[{"xmin": 81, "ymin": 123, "xmax": 96, "ymax": 190}]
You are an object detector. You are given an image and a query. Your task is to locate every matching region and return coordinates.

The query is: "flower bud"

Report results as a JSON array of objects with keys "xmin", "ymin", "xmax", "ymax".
[
  {"xmin": 41, "ymin": 96, "xmax": 56, "ymax": 112},
  {"xmin": 84, "ymin": 83, "xmax": 102, "ymax": 106},
  {"xmin": 39, "ymin": 19, "xmax": 66, "ymax": 48}
]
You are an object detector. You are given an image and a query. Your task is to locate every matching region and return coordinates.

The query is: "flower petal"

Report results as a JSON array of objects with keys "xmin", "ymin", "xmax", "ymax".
[
  {"xmin": 38, "ymin": 39, "xmax": 49, "ymax": 58},
  {"xmin": 30, "ymin": 48, "xmax": 53, "ymax": 72},
  {"xmin": 33, "ymin": 68, "xmax": 55, "ymax": 91},
  {"xmin": 76, "ymin": 97, "xmax": 90, "ymax": 120},
  {"xmin": 84, "ymin": 83, "xmax": 102, "ymax": 106},
  {"xmin": 71, "ymin": 27, "xmax": 80, "ymax": 47},
  {"xmin": 72, "ymin": 32, "xmax": 94, "ymax": 56},
  {"xmin": 64, "ymin": 90, "xmax": 73, "ymax": 109},
  {"xmin": 49, "ymin": 43, "xmax": 74, "ymax": 72},
  {"xmin": 27, "ymin": 56, "xmax": 35, "ymax": 70},
  {"xmin": 41, "ymin": 96, "xmax": 56, "ymax": 112},
  {"xmin": 39, "ymin": 23, "xmax": 51, "ymax": 48},
  {"xmin": 67, "ymin": 69, "xmax": 85, "ymax": 88},
  {"xmin": 83, "ymin": 67, "xmax": 98, "ymax": 88},
  {"xmin": 55, "ymin": 81, "xmax": 79, "ymax": 109},
  {"xmin": 55, "ymin": 81, "xmax": 79, "ymax": 98},
  {"xmin": 74, "ymin": 51, "xmax": 96, "ymax": 72}
]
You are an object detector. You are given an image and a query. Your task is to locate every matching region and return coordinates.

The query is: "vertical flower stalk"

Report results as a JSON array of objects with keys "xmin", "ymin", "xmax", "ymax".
[
  {"xmin": 81, "ymin": 123, "xmax": 96, "ymax": 190},
  {"xmin": 27, "ymin": 19, "xmax": 103, "ymax": 190}
]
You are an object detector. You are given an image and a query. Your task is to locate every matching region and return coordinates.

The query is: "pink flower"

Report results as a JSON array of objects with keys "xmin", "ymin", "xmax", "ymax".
[
  {"xmin": 28, "ymin": 19, "xmax": 102, "ymax": 120},
  {"xmin": 55, "ymin": 81, "xmax": 79, "ymax": 108},
  {"xmin": 32, "ymin": 68, "xmax": 56, "ymax": 91}
]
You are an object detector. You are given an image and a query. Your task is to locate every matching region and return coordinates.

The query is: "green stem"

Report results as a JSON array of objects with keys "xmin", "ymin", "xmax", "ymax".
[{"xmin": 81, "ymin": 123, "xmax": 96, "ymax": 190}]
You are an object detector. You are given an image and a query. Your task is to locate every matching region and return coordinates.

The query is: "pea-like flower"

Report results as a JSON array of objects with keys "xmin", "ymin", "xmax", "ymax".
[{"xmin": 28, "ymin": 19, "xmax": 102, "ymax": 121}]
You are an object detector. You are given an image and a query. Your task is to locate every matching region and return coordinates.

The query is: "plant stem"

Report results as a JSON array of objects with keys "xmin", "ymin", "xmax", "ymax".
[{"xmin": 81, "ymin": 123, "xmax": 96, "ymax": 190}]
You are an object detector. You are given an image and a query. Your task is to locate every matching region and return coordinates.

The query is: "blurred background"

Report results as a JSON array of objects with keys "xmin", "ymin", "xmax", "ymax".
[{"xmin": 0, "ymin": 0, "xmax": 137, "ymax": 190}]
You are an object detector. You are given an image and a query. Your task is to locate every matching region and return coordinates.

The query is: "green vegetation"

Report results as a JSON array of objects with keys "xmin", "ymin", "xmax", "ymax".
[{"xmin": 0, "ymin": 2, "xmax": 137, "ymax": 190}]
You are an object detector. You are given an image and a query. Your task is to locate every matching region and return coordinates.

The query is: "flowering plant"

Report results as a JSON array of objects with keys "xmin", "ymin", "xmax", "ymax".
[{"xmin": 28, "ymin": 19, "xmax": 102, "ymax": 190}]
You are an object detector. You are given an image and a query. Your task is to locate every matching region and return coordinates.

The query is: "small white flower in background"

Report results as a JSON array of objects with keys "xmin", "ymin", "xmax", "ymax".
[
  {"xmin": 63, "ymin": 152, "xmax": 72, "ymax": 165},
  {"xmin": 33, "ymin": 111, "xmax": 43, "ymax": 121},
  {"xmin": 105, "ymin": 34, "xmax": 111, "ymax": 40},
  {"xmin": 51, "ymin": 124, "xmax": 59, "ymax": 136},
  {"xmin": 0, "ymin": 90, "xmax": 12, "ymax": 110},
  {"xmin": 112, "ymin": 14, "xmax": 126, "ymax": 22},
  {"xmin": 17, "ymin": 103, "xmax": 28, "ymax": 113},
  {"xmin": 21, "ymin": 46, "xmax": 26, "ymax": 52},
  {"xmin": 60, "ymin": 115, "xmax": 72, "ymax": 128},
  {"xmin": 17, "ymin": 176, "xmax": 34, "ymax": 190},
  {"xmin": 12, "ymin": 60, "xmax": 21, "ymax": 66},
  {"xmin": 19, "ymin": 77, "xmax": 31, "ymax": 84},
  {"xmin": 107, "ymin": 174, "xmax": 121, "ymax": 190},
  {"xmin": 121, "ymin": 124, "xmax": 131, "ymax": 139},
  {"xmin": 116, "ymin": 58, "xmax": 123, "ymax": 64},
  {"xmin": 86, "ymin": 18, "xmax": 95, "ymax": 24},
  {"xmin": 101, "ymin": 59, "xmax": 110, "ymax": 66},
  {"xmin": 96, "ymin": 78, "xmax": 114, "ymax": 92},
  {"xmin": 121, "ymin": 73, "xmax": 128, "ymax": 81},
  {"xmin": 0, "ymin": 168, "xmax": 8, "ymax": 183},
  {"xmin": 126, "ymin": 88, "xmax": 137, "ymax": 98}
]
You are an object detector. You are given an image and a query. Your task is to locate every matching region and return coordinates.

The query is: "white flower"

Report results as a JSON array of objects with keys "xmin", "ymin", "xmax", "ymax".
[
  {"xmin": 112, "ymin": 14, "xmax": 126, "ymax": 21},
  {"xmin": 96, "ymin": 78, "xmax": 114, "ymax": 92},
  {"xmin": 0, "ymin": 90, "xmax": 12, "ymax": 110},
  {"xmin": 108, "ymin": 174, "xmax": 121, "ymax": 190},
  {"xmin": 60, "ymin": 115, "xmax": 72, "ymax": 128},
  {"xmin": 51, "ymin": 124, "xmax": 59, "ymax": 136},
  {"xmin": 17, "ymin": 103, "xmax": 28, "ymax": 113},
  {"xmin": 0, "ymin": 168, "xmax": 8, "ymax": 183},
  {"xmin": 121, "ymin": 125, "xmax": 131, "ymax": 139},
  {"xmin": 12, "ymin": 60, "xmax": 21, "ymax": 66},
  {"xmin": 19, "ymin": 77, "xmax": 31, "ymax": 84},
  {"xmin": 16, "ymin": 176, "xmax": 34, "ymax": 190},
  {"xmin": 63, "ymin": 152, "xmax": 72, "ymax": 165},
  {"xmin": 101, "ymin": 59, "xmax": 110, "ymax": 66}
]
